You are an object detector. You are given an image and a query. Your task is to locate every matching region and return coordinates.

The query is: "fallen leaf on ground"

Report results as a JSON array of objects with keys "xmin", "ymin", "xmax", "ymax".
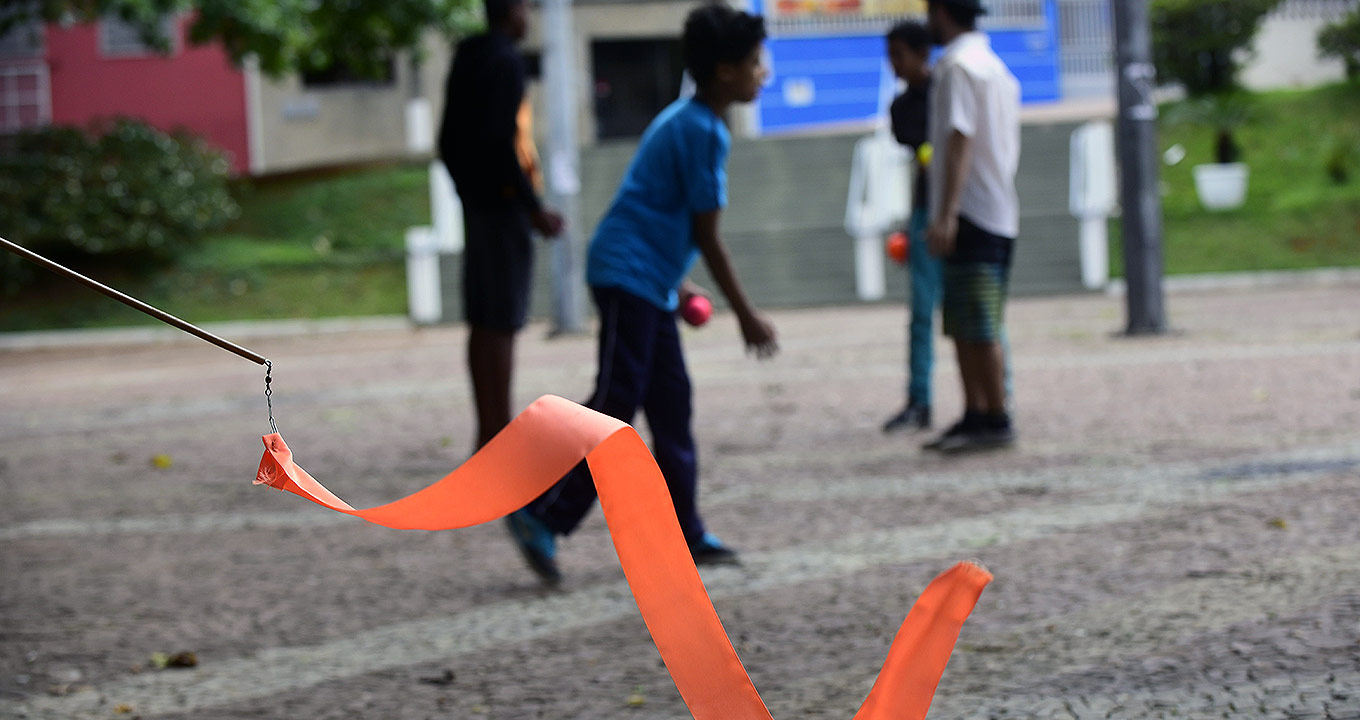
[
  {"xmin": 419, "ymin": 669, "xmax": 455, "ymax": 685},
  {"xmin": 151, "ymin": 651, "xmax": 197, "ymax": 669}
]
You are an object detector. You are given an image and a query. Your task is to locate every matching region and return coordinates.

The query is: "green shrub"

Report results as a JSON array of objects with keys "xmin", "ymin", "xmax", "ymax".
[
  {"xmin": 1150, "ymin": 0, "xmax": 1281, "ymax": 96},
  {"xmin": 0, "ymin": 118, "xmax": 238, "ymax": 291},
  {"xmin": 1318, "ymin": 8, "xmax": 1360, "ymax": 80},
  {"xmin": 1325, "ymin": 131, "xmax": 1358, "ymax": 184}
]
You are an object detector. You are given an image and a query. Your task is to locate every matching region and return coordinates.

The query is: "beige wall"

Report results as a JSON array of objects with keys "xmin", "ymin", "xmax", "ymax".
[
  {"xmin": 521, "ymin": 0, "xmax": 693, "ymax": 145},
  {"xmin": 248, "ymin": 40, "xmax": 450, "ymax": 175},
  {"xmin": 1242, "ymin": 15, "xmax": 1350, "ymax": 91}
]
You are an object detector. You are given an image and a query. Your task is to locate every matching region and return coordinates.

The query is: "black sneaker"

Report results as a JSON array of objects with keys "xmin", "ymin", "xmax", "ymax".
[
  {"xmin": 504, "ymin": 509, "xmax": 562, "ymax": 585},
  {"xmin": 939, "ymin": 419, "xmax": 1016, "ymax": 454},
  {"xmin": 922, "ymin": 414, "xmax": 975, "ymax": 451},
  {"xmin": 882, "ymin": 402, "xmax": 931, "ymax": 433},
  {"xmin": 689, "ymin": 533, "xmax": 740, "ymax": 566}
]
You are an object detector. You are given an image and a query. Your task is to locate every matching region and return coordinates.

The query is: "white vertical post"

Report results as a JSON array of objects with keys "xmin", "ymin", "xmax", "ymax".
[
  {"xmin": 405, "ymin": 227, "xmax": 442, "ymax": 324},
  {"xmin": 1069, "ymin": 121, "xmax": 1116, "ymax": 290},
  {"xmin": 1078, "ymin": 217, "xmax": 1109, "ymax": 290},
  {"xmin": 854, "ymin": 234, "xmax": 886, "ymax": 301},
  {"xmin": 429, "ymin": 160, "xmax": 463, "ymax": 253},
  {"xmin": 541, "ymin": 0, "xmax": 587, "ymax": 334}
]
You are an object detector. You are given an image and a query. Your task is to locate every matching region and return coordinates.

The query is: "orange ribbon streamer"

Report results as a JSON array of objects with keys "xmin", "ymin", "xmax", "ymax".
[{"xmin": 255, "ymin": 395, "xmax": 991, "ymax": 719}]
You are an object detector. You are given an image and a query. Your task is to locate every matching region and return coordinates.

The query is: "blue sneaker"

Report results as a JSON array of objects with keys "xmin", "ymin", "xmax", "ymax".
[
  {"xmin": 688, "ymin": 533, "xmax": 740, "ymax": 566},
  {"xmin": 504, "ymin": 510, "xmax": 561, "ymax": 585}
]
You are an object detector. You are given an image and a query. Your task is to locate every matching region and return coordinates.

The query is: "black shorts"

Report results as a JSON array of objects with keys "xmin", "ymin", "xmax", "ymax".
[
  {"xmin": 462, "ymin": 206, "xmax": 533, "ymax": 331},
  {"xmin": 942, "ymin": 215, "xmax": 1015, "ymax": 342}
]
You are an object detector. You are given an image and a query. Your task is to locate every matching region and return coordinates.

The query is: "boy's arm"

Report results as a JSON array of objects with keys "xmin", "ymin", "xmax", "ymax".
[
  {"xmin": 927, "ymin": 128, "xmax": 972, "ymax": 258},
  {"xmin": 489, "ymin": 57, "xmax": 563, "ymax": 237},
  {"xmin": 692, "ymin": 210, "xmax": 778, "ymax": 359}
]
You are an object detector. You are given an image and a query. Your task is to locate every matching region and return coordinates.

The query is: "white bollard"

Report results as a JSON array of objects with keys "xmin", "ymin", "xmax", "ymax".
[
  {"xmin": 405, "ymin": 226, "xmax": 442, "ymax": 324},
  {"xmin": 854, "ymin": 233, "xmax": 886, "ymax": 301},
  {"xmin": 429, "ymin": 161, "xmax": 463, "ymax": 254},
  {"xmin": 1078, "ymin": 216, "xmax": 1109, "ymax": 290},
  {"xmin": 1070, "ymin": 121, "xmax": 1116, "ymax": 290}
]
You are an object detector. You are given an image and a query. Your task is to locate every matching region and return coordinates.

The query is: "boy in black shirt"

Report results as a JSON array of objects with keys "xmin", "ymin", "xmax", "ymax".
[
  {"xmin": 439, "ymin": 0, "xmax": 564, "ymax": 450},
  {"xmin": 881, "ymin": 21, "xmax": 942, "ymax": 433}
]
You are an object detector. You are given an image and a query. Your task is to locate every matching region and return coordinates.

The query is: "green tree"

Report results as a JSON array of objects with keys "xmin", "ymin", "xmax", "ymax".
[
  {"xmin": 1149, "ymin": 0, "xmax": 1281, "ymax": 96},
  {"xmin": 2, "ymin": 0, "xmax": 482, "ymax": 78},
  {"xmin": 1318, "ymin": 7, "xmax": 1360, "ymax": 80}
]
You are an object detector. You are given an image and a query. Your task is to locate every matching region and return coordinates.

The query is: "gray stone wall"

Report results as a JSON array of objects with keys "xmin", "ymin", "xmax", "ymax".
[{"xmin": 440, "ymin": 121, "xmax": 1089, "ymax": 324}]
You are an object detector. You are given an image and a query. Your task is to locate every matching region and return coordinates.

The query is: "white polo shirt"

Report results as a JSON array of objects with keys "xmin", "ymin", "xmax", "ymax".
[{"xmin": 928, "ymin": 31, "xmax": 1021, "ymax": 239}]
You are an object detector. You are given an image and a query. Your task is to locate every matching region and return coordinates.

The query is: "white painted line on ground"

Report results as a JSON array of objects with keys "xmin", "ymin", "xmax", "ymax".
[{"xmin": 0, "ymin": 511, "xmax": 357, "ymax": 542}]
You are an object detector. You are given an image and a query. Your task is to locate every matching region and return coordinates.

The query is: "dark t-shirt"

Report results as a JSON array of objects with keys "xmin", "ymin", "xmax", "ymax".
[
  {"xmin": 889, "ymin": 76, "xmax": 931, "ymax": 210},
  {"xmin": 439, "ymin": 31, "xmax": 540, "ymax": 212}
]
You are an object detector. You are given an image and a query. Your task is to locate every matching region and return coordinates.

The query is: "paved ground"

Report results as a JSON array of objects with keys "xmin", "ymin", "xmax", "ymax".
[{"xmin": 2, "ymin": 283, "xmax": 1359, "ymax": 719}]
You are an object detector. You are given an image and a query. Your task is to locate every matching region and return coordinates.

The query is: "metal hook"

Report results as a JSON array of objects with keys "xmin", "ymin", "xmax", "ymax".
[{"xmin": 264, "ymin": 359, "xmax": 278, "ymax": 434}]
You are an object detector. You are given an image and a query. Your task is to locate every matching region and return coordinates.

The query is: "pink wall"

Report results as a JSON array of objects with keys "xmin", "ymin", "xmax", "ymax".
[{"xmin": 46, "ymin": 16, "xmax": 250, "ymax": 174}]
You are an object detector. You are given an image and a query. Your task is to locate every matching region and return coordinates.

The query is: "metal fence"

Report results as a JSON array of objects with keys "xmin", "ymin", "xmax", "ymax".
[
  {"xmin": 766, "ymin": 0, "xmax": 1045, "ymax": 36},
  {"xmin": 1056, "ymin": 0, "xmax": 1113, "ymax": 99},
  {"xmin": 1273, "ymin": 0, "xmax": 1359, "ymax": 21}
]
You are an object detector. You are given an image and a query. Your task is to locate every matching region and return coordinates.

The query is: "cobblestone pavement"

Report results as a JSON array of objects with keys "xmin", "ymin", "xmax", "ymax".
[{"xmin": 2, "ymin": 284, "xmax": 1359, "ymax": 719}]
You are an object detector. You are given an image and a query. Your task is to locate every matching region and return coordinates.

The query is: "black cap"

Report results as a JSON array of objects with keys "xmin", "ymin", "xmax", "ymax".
[{"xmin": 928, "ymin": 0, "xmax": 990, "ymax": 15}]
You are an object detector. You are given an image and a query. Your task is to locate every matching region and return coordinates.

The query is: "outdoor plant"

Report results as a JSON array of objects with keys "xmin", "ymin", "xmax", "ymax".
[
  {"xmin": 1150, "ymin": 0, "xmax": 1281, "ymax": 163},
  {"xmin": 1163, "ymin": 92, "xmax": 1252, "ymax": 164},
  {"xmin": 0, "ymin": 118, "xmax": 238, "ymax": 291},
  {"xmin": 1325, "ymin": 131, "xmax": 1358, "ymax": 184},
  {"xmin": 1150, "ymin": 0, "xmax": 1282, "ymax": 96},
  {"xmin": 1318, "ymin": 6, "xmax": 1360, "ymax": 80}
]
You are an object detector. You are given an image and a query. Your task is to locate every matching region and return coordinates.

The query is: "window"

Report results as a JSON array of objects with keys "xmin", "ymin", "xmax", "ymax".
[
  {"xmin": 0, "ymin": 63, "xmax": 50, "ymax": 132},
  {"xmin": 100, "ymin": 14, "xmax": 176, "ymax": 57},
  {"xmin": 592, "ymin": 38, "xmax": 684, "ymax": 140},
  {"xmin": 0, "ymin": 18, "xmax": 43, "ymax": 58},
  {"xmin": 301, "ymin": 57, "xmax": 397, "ymax": 88}
]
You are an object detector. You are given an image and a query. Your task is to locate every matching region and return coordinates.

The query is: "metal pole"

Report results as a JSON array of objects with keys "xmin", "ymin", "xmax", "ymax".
[
  {"xmin": 1112, "ymin": 0, "xmax": 1166, "ymax": 335},
  {"xmin": 541, "ymin": 0, "xmax": 587, "ymax": 334},
  {"xmin": 0, "ymin": 236, "xmax": 269, "ymax": 365}
]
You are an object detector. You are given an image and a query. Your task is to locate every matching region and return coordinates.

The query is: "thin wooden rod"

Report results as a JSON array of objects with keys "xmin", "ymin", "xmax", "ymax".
[{"xmin": 1, "ymin": 236, "xmax": 268, "ymax": 366}]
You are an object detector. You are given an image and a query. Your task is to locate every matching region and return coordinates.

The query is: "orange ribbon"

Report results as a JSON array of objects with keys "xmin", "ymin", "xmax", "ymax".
[{"xmin": 255, "ymin": 395, "xmax": 991, "ymax": 719}]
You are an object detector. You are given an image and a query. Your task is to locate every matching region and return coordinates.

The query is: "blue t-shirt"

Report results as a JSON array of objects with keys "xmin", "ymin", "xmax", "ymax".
[{"xmin": 587, "ymin": 98, "xmax": 729, "ymax": 311}]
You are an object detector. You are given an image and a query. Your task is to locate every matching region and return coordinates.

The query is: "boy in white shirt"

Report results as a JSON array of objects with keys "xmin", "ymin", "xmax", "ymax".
[{"xmin": 921, "ymin": 0, "xmax": 1021, "ymax": 453}]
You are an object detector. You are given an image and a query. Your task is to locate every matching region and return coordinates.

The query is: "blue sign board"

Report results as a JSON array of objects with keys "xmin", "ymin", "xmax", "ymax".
[{"xmin": 754, "ymin": 4, "xmax": 1062, "ymax": 134}]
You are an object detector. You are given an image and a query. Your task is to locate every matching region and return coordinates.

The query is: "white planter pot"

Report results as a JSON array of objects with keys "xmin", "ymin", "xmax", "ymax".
[{"xmin": 1192, "ymin": 162, "xmax": 1249, "ymax": 210}]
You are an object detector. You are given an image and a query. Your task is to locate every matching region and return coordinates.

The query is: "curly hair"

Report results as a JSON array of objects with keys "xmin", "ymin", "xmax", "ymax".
[
  {"xmin": 886, "ymin": 20, "xmax": 931, "ymax": 52},
  {"xmin": 683, "ymin": 3, "xmax": 767, "ymax": 86},
  {"xmin": 484, "ymin": 0, "xmax": 523, "ymax": 25}
]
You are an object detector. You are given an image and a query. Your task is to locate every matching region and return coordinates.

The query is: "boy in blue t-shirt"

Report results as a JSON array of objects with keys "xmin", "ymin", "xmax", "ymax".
[{"xmin": 505, "ymin": 3, "xmax": 778, "ymax": 584}]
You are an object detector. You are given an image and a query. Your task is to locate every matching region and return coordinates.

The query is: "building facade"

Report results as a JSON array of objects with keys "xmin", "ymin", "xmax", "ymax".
[{"xmin": 0, "ymin": 13, "xmax": 446, "ymax": 175}]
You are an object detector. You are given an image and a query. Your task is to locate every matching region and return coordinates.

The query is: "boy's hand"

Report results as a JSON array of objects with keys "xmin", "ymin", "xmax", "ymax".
[
  {"xmin": 738, "ymin": 311, "xmax": 778, "ymax": 360},
  {"xmin": 678, "ymin": 280, "xmax": 707, "ymax": 306},
  {"xmin": 927, "ymin": 215, "xmax": 957, "ymax": 258},
  {"xmin": 531, "ymin": 207, "xmax": 565, "ymax": 238}
]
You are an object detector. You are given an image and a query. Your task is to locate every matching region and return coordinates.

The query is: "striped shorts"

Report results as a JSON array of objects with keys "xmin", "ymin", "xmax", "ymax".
[{"xmin": 942, "ymin": 261, "xmax": 1011, "ymax": 342}]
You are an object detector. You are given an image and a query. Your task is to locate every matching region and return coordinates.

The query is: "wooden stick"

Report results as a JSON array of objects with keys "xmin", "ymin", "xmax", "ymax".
[{"xmin": 1, "ymin": 236, "xmax": 268, "ymax": 366}]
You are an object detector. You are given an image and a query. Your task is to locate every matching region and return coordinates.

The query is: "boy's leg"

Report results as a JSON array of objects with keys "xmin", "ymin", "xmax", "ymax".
[
  {"xmin": 938, "ymin": 254, "xmax": 1014, "ymax": 452},
  {"xmin": 462, "ymin": 206, "xmax": 534, "ymax": 449},
  {"xmin": 641, "ymin": 314, "xmax": 704, "ymax": 545},
  {"xmin": 529, "ymin": 287, "xmax": 657, "ymax": 536},
  {"xmin": 467, "ymin": 327, "xmax": 516, "ymax": 449},
  {"xmin": 885, "ymin": 210, "xmax": 939, "ymax": 432},
  {"xmin": 975, "ymin": 340, "xmax": 1007, "ymax": 413},
  {"xmin": 907, "ymin": 209, "xmax": 942, "ymax": 408}
]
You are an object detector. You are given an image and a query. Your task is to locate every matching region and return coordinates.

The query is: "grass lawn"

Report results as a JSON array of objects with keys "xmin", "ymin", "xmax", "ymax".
[
  {"xmin": 2, "ymin": 163, "xmax": 429, "ymax": 332},
  {"xmin": 1110, "ymin": 82, "xmax": 1360, "ymax": 277}
]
